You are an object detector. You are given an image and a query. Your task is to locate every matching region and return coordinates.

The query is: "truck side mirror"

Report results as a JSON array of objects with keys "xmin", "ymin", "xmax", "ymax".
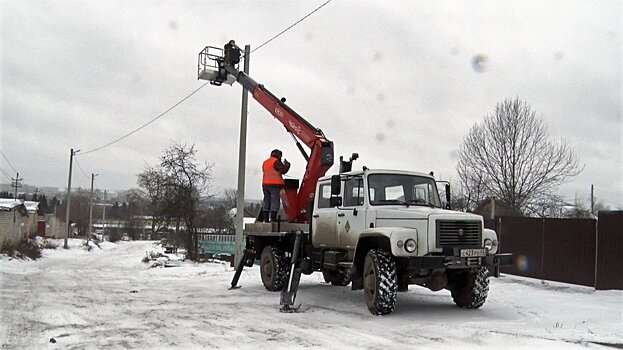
[
  {"xmin": 331, "ymin": 175, "xmax": 341, "ymax": 195},
  {"xmin": 329, "ymin": 197, "xmax": 342, "ymax": 207},
  {"xmin": 445, "ymin": 183, "xmax": 451, "ymax": 209},
  {"xmin": 330, "ymin": 175, "xmax": 342, "ymax": 207}
]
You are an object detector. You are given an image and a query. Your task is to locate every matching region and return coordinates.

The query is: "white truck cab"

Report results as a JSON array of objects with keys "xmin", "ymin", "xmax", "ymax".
[{"xmin": 314, "ymin": 169, "xmax": 499, "ymax": 258}]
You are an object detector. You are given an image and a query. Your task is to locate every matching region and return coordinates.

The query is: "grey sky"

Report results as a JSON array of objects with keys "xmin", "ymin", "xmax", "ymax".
[{"xmin": 1, "ymin": 0, "xmax": 621, "ymax": 208}]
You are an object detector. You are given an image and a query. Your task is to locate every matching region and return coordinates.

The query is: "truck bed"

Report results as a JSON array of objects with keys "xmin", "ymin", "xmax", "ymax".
[{"xmin": 244, "ymin": 222, "xmax": 309, "ymax": 236}]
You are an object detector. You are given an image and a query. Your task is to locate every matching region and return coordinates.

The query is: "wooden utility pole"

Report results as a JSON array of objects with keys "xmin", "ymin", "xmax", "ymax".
[{"xmin": 234, "ymin": 44, "xmax": 251, "ymax": 267}]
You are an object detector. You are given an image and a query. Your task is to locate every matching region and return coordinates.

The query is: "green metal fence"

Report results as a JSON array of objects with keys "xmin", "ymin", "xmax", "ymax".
[{"xmin": 199, "ymin": 234, "xmax": 235, "ymax": 255}]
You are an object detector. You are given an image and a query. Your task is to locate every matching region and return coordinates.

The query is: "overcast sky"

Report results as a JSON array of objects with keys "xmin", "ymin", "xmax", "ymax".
[{"xmin": 1, "ymin": 0, "xmax": 621, "ymax": 208}]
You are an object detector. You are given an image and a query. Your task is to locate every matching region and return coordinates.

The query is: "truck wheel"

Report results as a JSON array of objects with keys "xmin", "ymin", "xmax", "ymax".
[
  {"xmin": 260, "ymin": 246, "xmax": 288, "ymax": 291},
  {"xmin": 449, "ymin": 267, "xmax": 490, "ymax": 309},
  {"xmin": 363, "ymin": 249, "xmax": 397, "ymax": 315},
  {"xmin": 322, "ymin": 269, "xmax": 351, "ymax": 286}
]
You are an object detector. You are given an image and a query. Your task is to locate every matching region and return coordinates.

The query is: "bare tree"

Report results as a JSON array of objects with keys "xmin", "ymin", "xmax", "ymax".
[
  {"xmin": 123, "ymin": 189, "xmax": 147, "ymax": 239},
  {"xmin": 457, "ymin": 98, "xmax": 582, "ymax": 215},
  {"xmin": 158, "ymin": 143, "xmax": 213, "ymax": 259},
  {"xmin": 137, "ymin": 166, "xmax": 168, "ymax": 233},
  {"xmin": 223, "ymin": 188, "xmax": 237, "ymax": 210},
  {"xmin": 55, "ymin": 188, "xmax": 91, "ymax": 237}
]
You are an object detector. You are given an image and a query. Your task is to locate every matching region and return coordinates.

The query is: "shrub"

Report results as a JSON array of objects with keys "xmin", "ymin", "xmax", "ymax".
[
  {"xmin": 1, "ymin": 239, "xmax": 42, "ymax": 260},
  {"xmin": 108, "ymin": 231, "xmax": 122, "ymax": 243},
  {"xmin": 141, "ymin": 251, "xmax": 167, "ymax": 263},
  {"xmin": 40, "ymin": 239, "xmax": 58, "ymax": 250}
]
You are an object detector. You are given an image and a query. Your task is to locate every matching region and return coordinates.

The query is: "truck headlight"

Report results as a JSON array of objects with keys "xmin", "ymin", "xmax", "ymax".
[
  {"xmin": 484, "ymin": 239, "xmax": 493, "ymax": 251},
  {"xmin": 404, "ymin": 239, "xmax": 417, "ymax": 253}
]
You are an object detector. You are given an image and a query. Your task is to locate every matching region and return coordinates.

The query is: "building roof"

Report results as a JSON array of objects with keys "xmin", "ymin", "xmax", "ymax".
[
  {"xmin": 0, "ymin": 198, "xmax": 22, "ymax": 210},
  {"xmin": 23, "ymin": 201, "xmax": 40, "ymax": 213},
  {"xmin": 0, "ymin": 198, "xmax": 29, "ymax": 216}
]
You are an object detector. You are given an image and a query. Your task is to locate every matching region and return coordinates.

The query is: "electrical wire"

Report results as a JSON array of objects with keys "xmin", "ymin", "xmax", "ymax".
[
  {"xmin": 0, "ymin": 167, "xmax": 13, "ymax": 182},
  {"xmin": 249, "ymin": 0, "xmax": 333, "ymax": 54},
  {"xmin": 76, "ymin": 1, "xmax": 332, "ymax": 157},
  {"xmin": 74, "ymin": 156, "xmax": 92, "ymax": 181},
  {"xmin": 0, "ymin": 150, "xmax": 18, "ymax": 173},
  {"xmin": 78, "ymin": 82, "xmax": 210, "ymax": 156}
]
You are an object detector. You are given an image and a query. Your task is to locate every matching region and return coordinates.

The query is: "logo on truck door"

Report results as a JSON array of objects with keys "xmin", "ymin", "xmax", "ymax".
[{"xmin": 345, "ymin": 221, "xmax": 351, "ymax": 233}]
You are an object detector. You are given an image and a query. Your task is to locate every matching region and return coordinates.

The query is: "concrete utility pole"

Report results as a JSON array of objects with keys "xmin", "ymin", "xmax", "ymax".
[
  {"xmin": 64, "ymin": 148, "xmax": 79, "ymax": 249},
  {"xmin": 234, "ymin": 44, "xmax": 251, "ymax": 267},
  {"xmin": 88, "ymin": 173, "xmax": 98, "ymax": 244},
  {"xmin": 590, "ymin": 184, "xmax": 595, "ymax": 217},
  {"xmin": 102, "ymin": 190, "xmax": 107, "ymax": 238},
  {"xmin": 11, "ymin": 172, "xmax": 22, "ymax": 200}
]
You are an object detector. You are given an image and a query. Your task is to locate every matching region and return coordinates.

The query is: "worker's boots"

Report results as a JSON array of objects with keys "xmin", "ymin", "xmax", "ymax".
[
  {"xmin": 270, "ymin": 211, "xmax": 278, "ymax": 223},
  {"xmin": 262, "ymin": 210, "xmax": 270, "ymax": 223}
]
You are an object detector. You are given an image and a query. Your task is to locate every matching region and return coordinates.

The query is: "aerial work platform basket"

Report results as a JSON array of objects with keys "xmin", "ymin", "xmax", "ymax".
[{"xmin": 197, "ymin": 46, "xmax": 236, "ymax": 86}]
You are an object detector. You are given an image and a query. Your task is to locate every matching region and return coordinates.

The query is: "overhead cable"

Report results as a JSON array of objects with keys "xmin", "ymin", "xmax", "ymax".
[
  {"xmin": 0, "ymin": 150, "xmax": 18, "ymax": 173},
  {"xmin": 79, "ymin": 82, "xmax": 210, "ymax": 156},
  {"xmin": 74, "ymin": 156, "xmax": 91, "ymax": 181},
  {"xmin": 250, "ymin": 0, "xmax": 333, "ymax": 54},
  {"xmin": 77, "ymin": 1, "xmax": 332, "ymax": 156},
  {"xmin": 0, "ymin": 167, "xmax": 13, "ymax": 182}
]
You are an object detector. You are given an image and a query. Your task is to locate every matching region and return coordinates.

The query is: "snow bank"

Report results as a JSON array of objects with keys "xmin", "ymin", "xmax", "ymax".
[{"xmin": 1, "ymin": 241, "xmax": 621, "ymax": 349}]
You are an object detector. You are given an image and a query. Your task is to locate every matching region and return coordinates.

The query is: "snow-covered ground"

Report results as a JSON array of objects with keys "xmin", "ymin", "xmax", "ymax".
[{"xmin": 0, "ymin": 240, "xmax": 621, "ymax": 349}]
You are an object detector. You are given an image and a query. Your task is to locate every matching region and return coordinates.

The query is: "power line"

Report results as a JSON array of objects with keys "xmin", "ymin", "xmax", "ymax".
[
  {"xmin": 250, "ymin": 0, "xmax": 333, "ymax": 54},
  {"xmin": 74, "ymin": 156, "xmax": 91, "ymax": 181},
  {"xmin": 0, "ymin": 168, "xmax": 13, "ymax": 182},
  {"xmin": 79, "ymin": 82, "xmax": 210, "ymax": 156},
  {"xmin": 0, "ymin": 150, "xmax": 18, "ymax": 173},
  {"xmin": 76, "ymin": 1, "xmax": 332, "ymax": 157}
]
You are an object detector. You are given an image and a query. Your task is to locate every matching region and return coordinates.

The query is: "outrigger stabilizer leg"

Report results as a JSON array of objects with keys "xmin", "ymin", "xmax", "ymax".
[
  {"xmin": 229, "ymin": 246, "xmax": 255, "ymax": 290},
  {"xmin": 280, "ymin": 230, "xmax": 304, "ymax": 312}
]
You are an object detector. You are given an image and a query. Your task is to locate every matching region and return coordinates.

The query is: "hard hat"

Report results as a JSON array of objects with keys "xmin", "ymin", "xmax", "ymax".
[{"xmin": 271, "ymin": 149, "xmax": 282, "ymax": 158}]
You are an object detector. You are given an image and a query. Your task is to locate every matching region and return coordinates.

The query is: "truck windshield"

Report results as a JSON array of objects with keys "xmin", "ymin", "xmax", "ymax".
[{"xmin": 368, "ymin": 174, "xmax": 442, "ymax": 207}]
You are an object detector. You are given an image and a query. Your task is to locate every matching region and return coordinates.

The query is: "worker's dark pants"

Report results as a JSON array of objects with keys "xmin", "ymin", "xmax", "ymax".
[{"xmin": 262, "ymin": 185, "xmax": 281, "ymax": 213}]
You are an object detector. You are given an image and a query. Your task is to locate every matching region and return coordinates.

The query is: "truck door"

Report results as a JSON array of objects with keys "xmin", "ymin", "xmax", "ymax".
[
  {"xmin": 338, "ymin": 176, "xmax": 366, "ymax": 249},
  {"xmin": 312, "ymin": 182, "xmax": 339, "ymax": 247}
]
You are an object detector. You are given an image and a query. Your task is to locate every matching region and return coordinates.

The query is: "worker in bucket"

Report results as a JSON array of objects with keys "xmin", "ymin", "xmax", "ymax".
[
  {"xmin": 260, "ymin": 149, "xmax": 290, "ymax": 223},
  {"xmin": 224, "ymin": 39, "xmax": 241, "ymax": 67}
]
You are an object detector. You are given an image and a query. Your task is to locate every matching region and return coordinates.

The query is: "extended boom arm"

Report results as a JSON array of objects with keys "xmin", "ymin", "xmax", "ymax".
[{"xmin": 199, "ymin": 47, "xmax": 333, "ymax": 222}]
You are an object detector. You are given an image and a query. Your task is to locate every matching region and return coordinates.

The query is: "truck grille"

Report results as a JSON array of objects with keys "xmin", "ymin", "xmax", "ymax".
[{"xmin": 436, "ymin": 220, "xmax": 482, "ymax": 248}]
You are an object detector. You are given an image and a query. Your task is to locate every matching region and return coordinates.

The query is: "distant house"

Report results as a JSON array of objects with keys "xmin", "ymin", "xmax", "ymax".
[
  {"xmin": 43, "ymin": 214, "xmax": 67, "ymax": 239},
  {"xmin": 0, "ymin": 199, "xmax": 29, "ymax": 250},
  {"xmin": 23, "ymin": 201, "xmax": 40, "ymax": 237}
]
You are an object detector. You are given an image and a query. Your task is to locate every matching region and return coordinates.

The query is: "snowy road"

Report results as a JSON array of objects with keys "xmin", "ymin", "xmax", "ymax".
[{"xmin": 1, "ymin": 241, "xmax": 621, "ymax": 349}]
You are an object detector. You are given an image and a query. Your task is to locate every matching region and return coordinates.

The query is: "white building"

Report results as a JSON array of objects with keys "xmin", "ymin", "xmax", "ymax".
[
  {"xmin": 0, "ymin": 199, "xmax": 29, "ymax": 250},
  {"xmin": 23, "ymin": 201, "xmax": 40, "ymax": 236}
]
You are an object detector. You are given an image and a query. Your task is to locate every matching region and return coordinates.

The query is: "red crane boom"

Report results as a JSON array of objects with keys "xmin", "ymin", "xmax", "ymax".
[{"xmin": 198, "ymin": 46, "xmax": 334, "ymax": 223}]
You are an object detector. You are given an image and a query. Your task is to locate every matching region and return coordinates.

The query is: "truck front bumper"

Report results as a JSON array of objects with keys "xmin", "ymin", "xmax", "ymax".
[{"xmin": 405, "ymin": 253, "xmax": 514, "ymax": 270}]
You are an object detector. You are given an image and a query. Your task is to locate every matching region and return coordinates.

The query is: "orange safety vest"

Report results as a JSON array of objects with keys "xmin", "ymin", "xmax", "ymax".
[{"xmin": 262, "ymin": 157, "xmax": 285, "ymax": 185}]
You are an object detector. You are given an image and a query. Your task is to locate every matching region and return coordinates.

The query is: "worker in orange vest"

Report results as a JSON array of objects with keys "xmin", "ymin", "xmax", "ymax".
[{"xmin": 260, "ymin": 149, "xmax": 290, "ymax": 223}]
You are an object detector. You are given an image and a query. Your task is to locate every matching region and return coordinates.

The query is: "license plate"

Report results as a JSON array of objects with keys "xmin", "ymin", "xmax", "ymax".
[{"xmin": 460, "ymin": 249, "xmax": 486, "ymax": 257}]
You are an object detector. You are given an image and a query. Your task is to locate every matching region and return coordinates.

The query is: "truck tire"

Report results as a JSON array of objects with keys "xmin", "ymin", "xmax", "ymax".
[
  {"xmin": 260, "ymin": 246, "xmax": 288, "ymax": 291},
  {"xmin": 363, "ymin": 249, "xmax": 397, "ymax": 315},
  {"xmin": 322, "ymin": 269, "xmax": 351, "ymax": 286},
  {"xmin": 449, "ymin": 267, "xmax": 490, "ymax": 309}
]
